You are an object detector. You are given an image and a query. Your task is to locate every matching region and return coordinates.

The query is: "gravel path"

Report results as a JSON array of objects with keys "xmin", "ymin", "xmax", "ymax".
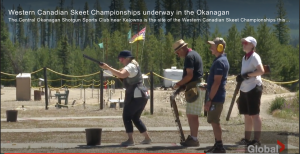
[{"xmin": 1, "ymin": 87, "xmax": 298, "ymax": 153}]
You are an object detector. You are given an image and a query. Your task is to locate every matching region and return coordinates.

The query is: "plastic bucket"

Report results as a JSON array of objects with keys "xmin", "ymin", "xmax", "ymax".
[
  {"xmin": 85, "ymin": 128, "xmax": 102, "ymax": 145},
  {"xmin": 6, "ymin": 110, "xmax": 18, "ymax": 122}
]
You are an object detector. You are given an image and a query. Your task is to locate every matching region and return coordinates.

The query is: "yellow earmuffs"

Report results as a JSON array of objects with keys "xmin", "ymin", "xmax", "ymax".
[{"xmin": 216, "ymin": 38, "xmax": 224, "ymax": 52}]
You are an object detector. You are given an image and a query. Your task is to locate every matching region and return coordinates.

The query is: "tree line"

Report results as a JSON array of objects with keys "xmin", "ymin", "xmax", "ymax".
[{"xmin": 0, "ymin": 0, "xmax": 298, "ymax": 91}]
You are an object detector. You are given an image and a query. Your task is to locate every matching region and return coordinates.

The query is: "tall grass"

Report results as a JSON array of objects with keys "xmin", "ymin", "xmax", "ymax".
[
  {"xmin": 269, "ymin": 97, "xmax": 285, "ymax": 113},
  {"xmin": 270, "ymin": 91, "xmax": 299, "ymax": 119}
]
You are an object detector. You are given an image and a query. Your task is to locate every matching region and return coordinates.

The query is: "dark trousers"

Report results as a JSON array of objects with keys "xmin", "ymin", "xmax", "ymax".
[{"xmin": 123, "ymin": 97, "xmax": 148, "ymax": 133}]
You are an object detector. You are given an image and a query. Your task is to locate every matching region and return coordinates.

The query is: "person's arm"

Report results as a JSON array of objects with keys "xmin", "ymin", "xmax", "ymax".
[
  {"xmin": 99, "ymin": 63, "xmax": 130, "ymax": 78},
  {"xmin": 243, "ymin": 55, "xmax": 264, "ymax": 77},
  {"xmin": 208, "ymin": 75, "xmax": 222, "ymax": 101},
  {"xmin": 247, "ymin": 64, "xmax": 264, "ymax": 77},
  {"xmin": 204, "ymin": 75, "xmax": 222, "ymax": 111},
  {"xmin": 176, "ymin": 68, "xmax": 193, "ymax": 87},
  {"xmin": 174, "ymin": 55, "xmax": 194, "ymax": 88},
  {"xmin": 107, "ymin": 66, "xmax": 130, "ymax": 78}
]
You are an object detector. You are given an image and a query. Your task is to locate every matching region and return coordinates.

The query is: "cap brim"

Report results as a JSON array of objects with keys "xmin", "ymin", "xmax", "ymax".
[
  {"xmin": 118, "ymin": 56, "xmax": 135, "ymax": 59},
  {"xmin": 207, "ymin": 41, "xmax": 215, "ymax": 44},
  {"xmin": 241, "ymin": 38, "xmax": 250, "ymax": 42}
]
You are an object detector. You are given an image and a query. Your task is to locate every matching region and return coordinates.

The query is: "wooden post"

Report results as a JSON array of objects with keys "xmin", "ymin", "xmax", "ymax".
[
  {"xmin": 150, "ymin": 71, "xmax": 154, "ymax": 115},
  {"xmin": 100, "ymin": 70, "xmax": 104, "ymax": 110},
  {"xmin": 43, "ymin": 67, "xmax": 48, "ymax": 110}
]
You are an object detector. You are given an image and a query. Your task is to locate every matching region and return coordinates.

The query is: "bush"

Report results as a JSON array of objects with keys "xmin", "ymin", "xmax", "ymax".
[{"xmin": 269, "ymin": 97, "xmax": 286, "ymax": 113}]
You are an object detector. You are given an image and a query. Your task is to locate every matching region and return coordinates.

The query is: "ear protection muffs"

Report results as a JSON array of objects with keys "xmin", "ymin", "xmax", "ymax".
[{"xmin": 217, "ymin": 38, "xmax": 224, "ymax": 52}]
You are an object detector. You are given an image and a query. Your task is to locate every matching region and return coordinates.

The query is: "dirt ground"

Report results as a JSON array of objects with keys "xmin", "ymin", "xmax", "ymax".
[{"xmin": 1, "ymin": 79, "xmax": 299, "ymax": 153}]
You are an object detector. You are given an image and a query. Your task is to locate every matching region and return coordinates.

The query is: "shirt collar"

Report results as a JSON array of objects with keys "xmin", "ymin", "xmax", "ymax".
[
  {"xmin": 245, "ymin": 51, "xmax": 254, "ymax": 59},
  {"xmin": 188, "ymin": 48, "xmax": 192, "ymax": 52},
  {"xmin": 214, "ymin": 53, "xmax": 227, "ymax": 62}
]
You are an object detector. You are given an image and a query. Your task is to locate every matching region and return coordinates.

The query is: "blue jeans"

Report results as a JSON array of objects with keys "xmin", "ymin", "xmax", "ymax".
[{"xmin": 122, "ymin": 97, "xmax": 148, "ymax": 133}]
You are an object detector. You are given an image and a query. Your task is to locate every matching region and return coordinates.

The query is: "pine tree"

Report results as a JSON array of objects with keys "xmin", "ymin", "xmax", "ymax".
[
  {"xmin": 274, "ymin": 0, "xmax": 290, "ymax": 45},
  {"xmin": 226, "ymin": 24, "xmax": 242, "ymax": 74},
  {"xmin": 58, "ymin": 35, "xmax": 70, "ymax": 75},
  {"xmin": 16, "ymin": 4, "xmax": 25, "ymax": 46},
  {"xmin": 164, "ymin": 32, "xmax": 176, "ymax": 67},
  {"xmin": 162, "ymin": 0, "xmax": 180, "ymax": 38},
  {"xmin": 178, "ymin": 0, "xmax": 187, "ymax": 39},
  {"xmin": 196, "ymin": 0, "xmax": 204, "ymax": 36},
  {"xmin": 59, "ymin": 0, "xmax": 65, "ymax": 36},
  {"xmin": 54, "ymin": 6, "xmax": 62, "ymax": 47},
  {"xmin": 202, "ymin": 0, "xmax": 210, "ymax": 41},
  {"xmin": 47, "ymin": 9, "xmax": 53, "ymax": 48},
  {"xmin": 10, "ymin": 4, "xmax": 17, "ymax": 44},
  {"xmin": 135, "ymin": 0, "xmax": 148, "ymax": 26},
  {"xmin": 94, "ymin": 0, "xmax": 103, "ymax": 43},
  {"xmin": 83, "ymin": 2, "xmax": 92, "ymax": 48},
  {"xmin": 40, "ymin": 10, "xmax": 47, "ymax": 47},
  {"xmin": 241, "ymin": 22, "xmax": 257, "ymax": 38},
  {"xmin": 0, "ymin": 10, "xmax": 10, "ymax": 73},
  {"xmin": 256, "ymin": 17, "xmax": 277, "ymax": 66},
  {"xmin": 28, "ymin": 11, "xmax": 39, "ymax": 50},
  {"xmin": 66, "ymin": 0, "xmax": 74, "ymax": 46},
  {"xmin": 109, "ymin": 0, "xmax": 126, "ymax": 33},
  {"xmin": 154, "ymin": 0, "xmax": 163, "ymax": 37},
  {"xmin": 186, "ymin": 0, "xmax": 196, "ymax": 38}
]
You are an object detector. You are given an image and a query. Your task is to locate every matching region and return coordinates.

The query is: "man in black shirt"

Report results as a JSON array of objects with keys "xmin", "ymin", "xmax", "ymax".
[{"xmin": 172, "ymin": 39, "xmax": 204, "ymax": 147}]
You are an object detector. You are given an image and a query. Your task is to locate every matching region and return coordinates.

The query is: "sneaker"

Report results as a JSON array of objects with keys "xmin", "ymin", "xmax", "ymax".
[
  {"xmin": 236, "ymin": 138, "xmax": 250, "ymax": 145},
  {"xmin": 247, "ymin": 140, "xmax": 261, "ymax": 147},
  {"xmin": 204, "ymin": 143, "xmax": 226, "ymax": 153},
  {"xmin": 140, "ymin": 138, "xmax": 152, "ymax": 144},
  {"xmin": 121, "ymin": 140, "xmax": 135, "ymax": 146},
  {"xmin": 180, "ymin": 135, "xmax": 199, "ymax": 147}
]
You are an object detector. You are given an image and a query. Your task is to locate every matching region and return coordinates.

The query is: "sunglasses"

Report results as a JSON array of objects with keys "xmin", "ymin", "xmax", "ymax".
[{"xmin": 242, "ymin": 41, "xmax": 248, "ymax": 45}]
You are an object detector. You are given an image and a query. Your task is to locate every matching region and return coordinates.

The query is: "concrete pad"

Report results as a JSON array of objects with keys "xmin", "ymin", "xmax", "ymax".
[
  {"xmin": 1, "ymin": 116, "xmax": 123, "ymax": 121},
  {"xmin": 1, "ymin": 126, "xmax": 224, "ymax": 133},
  {"xmin": 1, "ymin": 143, "xmax": 298, "ymax": 150}
]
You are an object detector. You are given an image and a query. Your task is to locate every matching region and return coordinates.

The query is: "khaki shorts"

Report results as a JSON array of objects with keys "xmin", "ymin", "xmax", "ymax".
[
  {"xmin": 186, "ymin": 87, "xmax": 205, "ymax": 116},
  {"xmin": 207, "ymin": 102, "xmax": 223, "ymax": 124}
]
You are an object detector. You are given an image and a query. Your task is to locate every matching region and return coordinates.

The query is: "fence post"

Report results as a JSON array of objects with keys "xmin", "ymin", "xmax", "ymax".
[
  {"xmin": 100, "ymin": 70, "xmax": 104, "ymax": 110},
  {"xmin": 43, "ymin": 67, "xmax": 48, "ymax": 110},
  {"xmin": 204, "ymin": 71, "xmax": 209, "ymax": 117},
  {"xmin": 150, "ymin": 71, "xmax": 154, "ymax": 115},
  {"xmin": 81, "ymin": 79, "xmax": 83, "ymax": 99},
  {"xmin": 92, "ymin": 79, "xmax": 94, "ymax": 98}
]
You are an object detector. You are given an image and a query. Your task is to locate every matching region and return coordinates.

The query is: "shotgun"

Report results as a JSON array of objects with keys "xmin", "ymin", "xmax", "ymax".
[
  {"xmin": 170, "ymin": 86, "xmax": 186, "ymax": 142},
  {"xmin": 226, "ymin": 65, "xmax": 271, "ymax": 121},
  {"xmin": 83, "ymin": 54, "xmax": 104, "ymax": 66}
]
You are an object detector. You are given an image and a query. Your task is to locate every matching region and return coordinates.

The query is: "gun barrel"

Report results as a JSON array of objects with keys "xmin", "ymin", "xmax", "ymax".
[{"xmin": 83, "ymin": 54, "xmax": 104, "ymax": 65}]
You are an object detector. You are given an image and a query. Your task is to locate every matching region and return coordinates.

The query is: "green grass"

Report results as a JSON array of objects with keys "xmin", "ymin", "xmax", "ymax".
[
  {"xmin": 269, "ymin": 97, "xmax": 285, "ymax": 113},
  {"xmin": 270, "ymin": 92, "xmax": 299, "ymax": 119}
]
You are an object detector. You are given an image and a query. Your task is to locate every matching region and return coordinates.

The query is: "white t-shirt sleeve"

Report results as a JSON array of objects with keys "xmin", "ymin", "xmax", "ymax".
[
  {"xmin": 124, "ymin": 63, "xmax": 138, "ymax": 78},
  {"xmin": 252, "ymin": 54, "xmax": 262, "ymax": 68}
]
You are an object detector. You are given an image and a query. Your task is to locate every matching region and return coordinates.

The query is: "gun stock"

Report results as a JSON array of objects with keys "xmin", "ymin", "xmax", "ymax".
[
  {"xmin": 263, "ymin": 65, "xmax": 271, "ymax": 74},
  {"xmin": 83, "ymin": 54, "xmax": 104, "ymax": 66},
  {"xmin": 226, "ymin": 81, "xmax": 242, "ymax": 121},
  {"xmin": 170, "ymin": 86, "xmax": 186, "ymax": 142}
]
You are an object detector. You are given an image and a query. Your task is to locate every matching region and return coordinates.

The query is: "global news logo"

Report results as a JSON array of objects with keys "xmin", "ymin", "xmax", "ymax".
[{"xmin": 248, "ymin": 140, "xmax": 285, "ymax": 153}]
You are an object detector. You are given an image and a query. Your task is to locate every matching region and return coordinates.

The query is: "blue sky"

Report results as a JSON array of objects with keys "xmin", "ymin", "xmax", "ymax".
[{"xmin": 3, "ymin": 0, "xmax": 299, "ymax": 38}]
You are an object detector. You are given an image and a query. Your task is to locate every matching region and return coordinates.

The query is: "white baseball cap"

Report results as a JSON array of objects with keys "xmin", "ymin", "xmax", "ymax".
[{"xmin": 241, "ymin": 36, "xmax": 257, "ymax": 47}]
